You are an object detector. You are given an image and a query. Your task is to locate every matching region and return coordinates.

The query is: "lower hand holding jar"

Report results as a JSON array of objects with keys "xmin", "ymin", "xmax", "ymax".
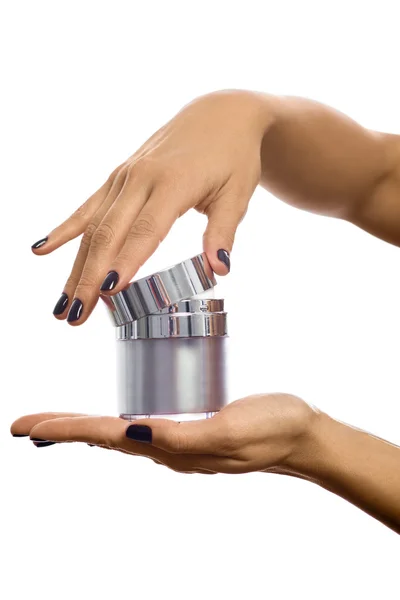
[{"xmin": 10, "ymin": 393, "xmax": 400, "ymax": 534}]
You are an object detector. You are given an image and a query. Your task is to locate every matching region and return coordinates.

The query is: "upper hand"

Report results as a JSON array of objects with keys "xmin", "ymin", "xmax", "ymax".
[
  {"xmin": 32, "ymin": 90, "xmax": 271, "ymax": 325},
  {"xmin": 10, "ymin": 393, "xmax": 317, "ymax": 474}
]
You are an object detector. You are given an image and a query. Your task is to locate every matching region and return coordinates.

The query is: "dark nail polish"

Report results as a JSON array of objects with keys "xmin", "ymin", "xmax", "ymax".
[
  {"xmin": 217, "ymin": 249, "xmax": 230, "ymax": 272},
  {"xmin": 31, "ymin": 237, "xmax": 48, "ymax": 250},
  {"xmin": 33, "ymin": 441, "xmax": 56, "ymax": 448},
  {"xmin": 87, "ymin": 444, "xmax": 95, "ymax": 447},
  {"xmin": 126, "ymin": 424, "xmax": 152, "ymax": 443},
  {"xmin": 67, "ymin": 298, "xmax": 83, "ymax": 323},
  {"xmin": 12, "ymin": 433, "xmax": 28, "ymax": 438},
  {"xmin": 100, "ymin": 271, "xmax": 119, "ymax": 292},
  {"xmin": 31, "ymin": 437, "xmax": 56, "ymax": 447},
  {"xmin": 53, "ymin": 292, "xmax": 69, "ymax": 316}
]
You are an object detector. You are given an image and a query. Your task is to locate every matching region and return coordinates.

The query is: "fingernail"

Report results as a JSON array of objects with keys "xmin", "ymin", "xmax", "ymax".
[
  {"xmin": 31, "ymin": 237, "xmax": 48, "ymax": 250},
  {"xmin": 100, "ymin": 271, "xmax": 119, "ymax": 292},
  {"xmin": 126, "ymin": 424, "xmax": 152, "ymax": 443},
  {"xmin": 67, "ymin": 298, "xmax": 83, "ymax": 323},
  {"xmin": 87, "ymin": 444, "xmax": 95, "ymax": 447},
  {"xmin": 31, "ymin": 437, "xmax": 56, "ymax": 447},
  {"xmin": 53, "ymin": 292, "xmax": 69, "ymax": 316},
  {"xmin": 12, "ymin": 433, "xmax": 28, "ymax": 438},
  {"xmin": 217, "ymin": 249, "xmax": 230, "ymax": 272},
  {"xmin": 33, "ymin": 441, "xmax": 57, "ymax": 448}
]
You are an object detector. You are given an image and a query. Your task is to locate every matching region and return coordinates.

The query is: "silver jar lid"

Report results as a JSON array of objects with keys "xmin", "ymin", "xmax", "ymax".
[
  {"xmin": 116, "ymin": 298, "xmax": 227, "ymax": 339},
  {"xmin": 103, "ymin": 253, "xmax": 217, "ymax": 327}
]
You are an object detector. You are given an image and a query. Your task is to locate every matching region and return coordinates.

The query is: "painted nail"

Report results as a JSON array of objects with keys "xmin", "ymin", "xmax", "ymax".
[
  {"xmin": 217, "ymin": 249, "xmax": 230, "ymax": 272},
  {"xmin": 33, "ymin": 441, "xmax": 56, "ymax": 448},
  {"xmin": 12, "ymin": 434, "xmax": 28, "ymax": 438},
  {"xmin": 126, "ymin": 424, "xmax": 152, "ymax": 443},
  {"xmin": 31, "ymin": 437, "xmax": 56, "ymax": 447},
  {"xmin": 53, "ymin": 292, "xmax": 69, "ymax": 316},
  {"xmin": 100, "ymin": 271, "xmax": 119, "ymax": 292},
  {"xmin": 67, "ymin": 298, "xmax": 83, "ymax": 323},
  {"xmin": 31, "ymin": 237, "xmax": 48, "ymax": 250},
  {"xmin": 87, "ymin": 444, "xmax": 95, "ymax": 447}
]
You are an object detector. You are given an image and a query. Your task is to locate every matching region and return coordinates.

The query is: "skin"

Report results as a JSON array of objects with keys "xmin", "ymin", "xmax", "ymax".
[
  {"xmin": 10, "ymin": 394, "xmax": 400, "ymax": 534},
  {"xmin": 31, "ymin": 90, "xmax": 400, "ymax": 324},
  {"xmin": 21, "ymin": 90, "xmax": 400, "ymax": 533}
]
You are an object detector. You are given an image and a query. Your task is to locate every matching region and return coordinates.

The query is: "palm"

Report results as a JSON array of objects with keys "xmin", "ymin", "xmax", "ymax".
[{"xmin": 11, "ymin": 394, "xmax": 315, "ymax": 475}]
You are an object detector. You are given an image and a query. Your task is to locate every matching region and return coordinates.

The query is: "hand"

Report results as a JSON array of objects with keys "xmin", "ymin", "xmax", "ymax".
[
  {"xmin": 12, "ymin": 395, "xmax": 400, "ymax": 531},
  {"xmin": 10, "ymin": 394, "xmax": 317, "ymax": 474},
  {"xmin": 32, "ymin": 90, "xmax": 272, "ymax": 326}
]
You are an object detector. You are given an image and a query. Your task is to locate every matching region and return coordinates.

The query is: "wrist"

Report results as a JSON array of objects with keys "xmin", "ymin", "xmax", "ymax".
[
  {"xmin": 282, "ymin": 409, "xmax": 339, "ymax": 483},
  {"xmin": 234, "ymin": 89, "xmax": 278, "ymax": 139},
  {"xmin": 198, "ymin": 89, "xmax": 278, "ymax": 141}
]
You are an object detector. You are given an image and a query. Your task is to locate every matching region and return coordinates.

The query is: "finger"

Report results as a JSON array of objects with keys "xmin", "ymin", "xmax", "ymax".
[
  {"xmin": 31, "ymin": 172, "xmax": 118, "ymax": 256},
  {"xmin": 53, "ymin": 169, "xmax": 128, "ymax": 319},
  {"xmin": 29, "ymin": 415, "xmax": 153, "ymax": 449},
  {"xmin": 28, "ymin": 414, "xmax": 242, "ymax": 472},
  {"xmin": 10, "ymin": 412, "xmax": 87, "ymax": 437},
  {"xmin": 28, "ymin": 416, "xmax": 182, "ymax": 464},
  {"xmin": 28, "ymin": 415, "xmax": 219, "ymax": 457},
  {"xmin": 203, "ymin": 194, "xmax": 248, "ymax": 275},
  {"xmin": 66, "ymin": 172, "xmax": 152, "ymax": 325},
  {"xmin": 99, "ymin": 189, "xmax": 179, "ymax": 295},
  {"xmin": 125, "ymin": 415, "xmax": 228, "ymax": 455}
]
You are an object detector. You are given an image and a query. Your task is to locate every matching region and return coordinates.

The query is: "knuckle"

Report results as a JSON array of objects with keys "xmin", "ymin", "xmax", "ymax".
[
  {"xmin": 85, "ymin": 222, "xmax": 98, "ymax": 238},
  {"xmin": 126, "ymin": 159, "xmax": 145, "ymax": 180},
  {"xmin": 107, "ymin": 164, "xmax": 125, "ymax": 183},
  {"xmin": 126, "ymin": 161, "xmax": 139, "ymax": 178},
  {"xmin": 128, "ymin": 215, "xmax": 157, "ymax": 241},
  {"xmin": 127, "ymin": 155, "xmax": 161, "ymax": 182},
  {"xmin": 91, "ymin": 222, "xmax": 116, "ymax": 250},
  {"xmin": 80, "ymin": 222, "xmax": 98, "ymax": 250},
  {"xmin": 167, "ymin": 429, "xmax": 189, "ymax": 454}
]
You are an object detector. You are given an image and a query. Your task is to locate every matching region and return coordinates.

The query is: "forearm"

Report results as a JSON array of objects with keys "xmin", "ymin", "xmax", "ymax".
[
  {"xmin": 285, "ymin": 412, "xmax": 400, "ymax": 533},
  {"xmin": 257, "ymin": 93, "xmax": 400, "ymax": 246}
]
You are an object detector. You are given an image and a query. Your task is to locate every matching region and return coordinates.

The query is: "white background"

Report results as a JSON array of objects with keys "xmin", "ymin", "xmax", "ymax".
[{"xmin": 1, "ymin": 1, "xmax": 399, "ymax": 598}]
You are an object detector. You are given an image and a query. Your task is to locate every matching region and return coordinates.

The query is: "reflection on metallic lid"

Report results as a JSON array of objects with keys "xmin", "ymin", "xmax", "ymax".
[{"xmin": 103, "ymin": 253, "xmax": 217, "ymax": 327}]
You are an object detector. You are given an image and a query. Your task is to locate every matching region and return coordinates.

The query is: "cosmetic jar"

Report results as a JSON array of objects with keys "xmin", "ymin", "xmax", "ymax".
[{"xmin": 104, "ymin": 254, "xmax": 229, "ymax": 421}]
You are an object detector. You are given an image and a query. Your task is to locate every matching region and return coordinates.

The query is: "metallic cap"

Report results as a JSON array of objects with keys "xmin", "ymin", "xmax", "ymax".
[
  {"xmin": 103, "ymin": 253, "xmax": 217, "ymax": 327},
  {"xmin": 116, "ymin": 298, "xmax": 227, "ymax": 339}
]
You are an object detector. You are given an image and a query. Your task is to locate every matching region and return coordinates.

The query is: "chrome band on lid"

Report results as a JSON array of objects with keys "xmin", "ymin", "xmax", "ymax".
[
  {"xmin": 159, "ymin": 298, "xmax": 224, "ymax": 314},
  {"xmin": 105, "ymin": 253, "xmax": 216, "ymax": 327},
  {"xmin": 116, "ymin": 309, "xmax": 227, "ymax": 340}
]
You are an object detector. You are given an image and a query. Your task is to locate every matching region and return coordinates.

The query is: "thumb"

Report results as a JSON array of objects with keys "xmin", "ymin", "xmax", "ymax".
[
  {"xmin": 203, "ymin": 196, "xmax": 247, "ymax": 275},
  {"xmin": 125, "ymin": 416, "xmax": 224, "ymax": 454}
]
